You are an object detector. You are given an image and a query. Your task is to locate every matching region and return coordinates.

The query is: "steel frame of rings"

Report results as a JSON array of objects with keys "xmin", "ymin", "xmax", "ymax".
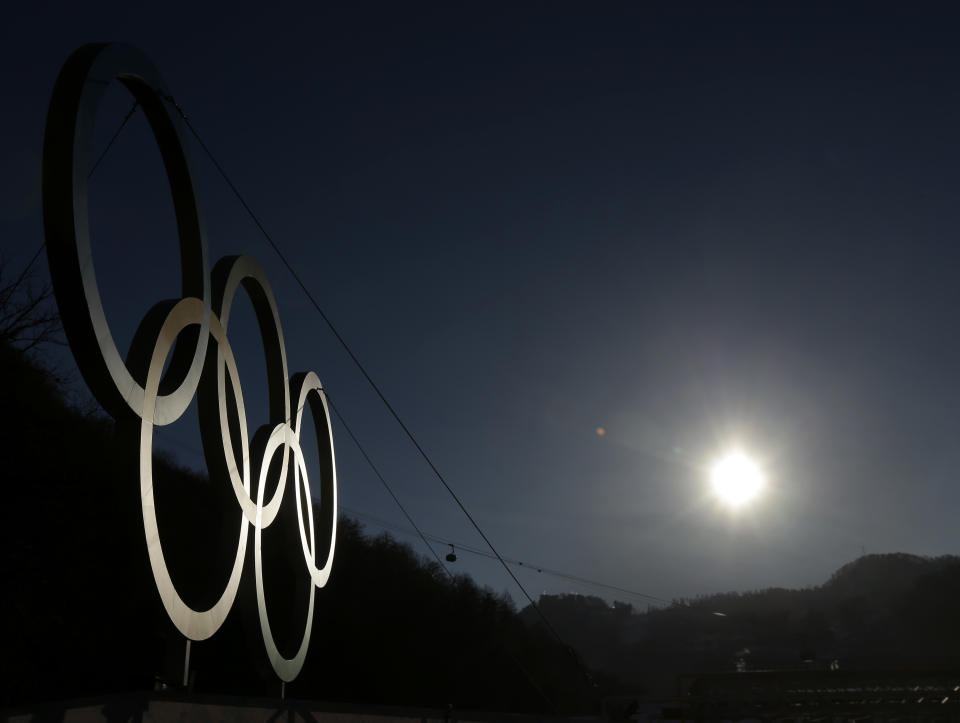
[{"xmin": 42, "ymin": 43, "xmax": 337, "ymax": 682}]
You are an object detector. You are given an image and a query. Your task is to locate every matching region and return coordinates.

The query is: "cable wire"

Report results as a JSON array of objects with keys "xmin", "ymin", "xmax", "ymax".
[
  {"xmin": 326, "ymin": 393, "xmax": 445, "ymax": 570},
  {"xmin": 164, "ymin": 95, "xmax": 581, "ymax": 660},
  {"xmin": 87, "ymin": 100, "xmax": 139, "ymax": 179},
  {"xmin": 340, "ymin": 505, "xmax": 671, "ymax": 607},
  {"xmin": 23, "ymin": 100, "xmax": 141, "ymax": 277}
]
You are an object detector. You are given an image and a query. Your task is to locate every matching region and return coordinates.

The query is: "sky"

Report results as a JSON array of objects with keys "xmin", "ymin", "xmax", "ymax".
[{"xmin": 4, "ymin": 2, "xmax": 960, "ymax": 609}]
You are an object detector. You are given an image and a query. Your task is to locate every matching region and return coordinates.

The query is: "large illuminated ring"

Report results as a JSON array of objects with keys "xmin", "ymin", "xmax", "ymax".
[{"xmin": 42, "ymin": 43, "xmax": 336, "ymax": 682}]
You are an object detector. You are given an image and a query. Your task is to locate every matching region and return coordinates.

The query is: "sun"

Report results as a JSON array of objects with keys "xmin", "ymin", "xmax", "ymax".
[{"xmin": 709, "ymin": 451, "xmax": 764, "ymax": 508}]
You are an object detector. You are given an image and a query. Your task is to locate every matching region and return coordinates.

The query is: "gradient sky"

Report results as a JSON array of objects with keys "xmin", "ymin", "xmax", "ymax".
[{"xmin": 4, "ymin": 3, "xmax": 960, "ymax": 608}]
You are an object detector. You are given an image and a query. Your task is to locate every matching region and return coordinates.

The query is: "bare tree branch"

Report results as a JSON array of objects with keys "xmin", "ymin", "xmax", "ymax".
[{"xmin": 0, "ymin": 251, "xmax": 64, "ymax": 352}]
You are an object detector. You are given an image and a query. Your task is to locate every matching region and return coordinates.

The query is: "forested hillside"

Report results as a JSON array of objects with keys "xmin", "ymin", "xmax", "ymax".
[
  {"xmin": 522, "ymin": 553, "xmax": 960, "ymax": 697},
  {"xmin": 0, "ymin": 341, "xmax": 596, "ymax": 712}
]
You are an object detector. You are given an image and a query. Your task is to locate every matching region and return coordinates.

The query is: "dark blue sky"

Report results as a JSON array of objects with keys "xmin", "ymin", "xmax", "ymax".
[{"xmin": 4, "ymin": 3, "xmax": 960, "ymax": 605}]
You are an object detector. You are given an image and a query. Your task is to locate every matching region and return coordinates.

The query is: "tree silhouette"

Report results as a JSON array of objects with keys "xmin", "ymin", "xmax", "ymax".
[{"xmin": 0, "ymin": 251, "xmax": 61, "ymax": 353}]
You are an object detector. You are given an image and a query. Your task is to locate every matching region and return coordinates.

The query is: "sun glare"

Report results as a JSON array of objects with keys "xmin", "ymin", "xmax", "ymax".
[{"xmin": 710, "ymin": 451, "xmax": 764, "ymax": 508}]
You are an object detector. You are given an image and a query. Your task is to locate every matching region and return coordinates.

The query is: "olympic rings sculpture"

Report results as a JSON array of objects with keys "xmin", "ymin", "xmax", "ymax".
[{"xmin": 41, "ymin": 43, "xmax": 336, "ymax": 682}]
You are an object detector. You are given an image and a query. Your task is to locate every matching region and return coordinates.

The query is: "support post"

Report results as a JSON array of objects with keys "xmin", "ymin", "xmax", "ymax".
[{"xmin": 183, "ymin": 639, "xmax": 191, "ymax": 688}]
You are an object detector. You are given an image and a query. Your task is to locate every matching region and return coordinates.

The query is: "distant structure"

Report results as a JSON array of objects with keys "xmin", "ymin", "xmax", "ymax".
[
  {"xmin": 680, "ymin": 669, "xmax": 960, "ymax": 721},
  {"xmin": 42, "ymin": 43, "xmax": 337, "ymax": 682}
]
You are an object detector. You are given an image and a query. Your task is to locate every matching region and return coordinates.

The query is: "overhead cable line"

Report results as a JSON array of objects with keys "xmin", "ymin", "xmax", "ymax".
[
  {"xmin": 159, "ymin": 94, "xmax": 585, "ymax": 705},
  {"xmin": 164, "ymin": 96, "xmax": 579, "ymax": 658},
  {"xmin": 24, "ymin": 101, "xmax": 141, "ymax": 278},
  {"xmin": 326, "ymin": 394, "xmax": 445, "ymax": 570},
  {"xmin": 340, "ymin": 504, "xmax": 671, "ymax": 607},
  {"xmin": 87, "ymin": 100, "xmax": 140, "ymax": 179}
]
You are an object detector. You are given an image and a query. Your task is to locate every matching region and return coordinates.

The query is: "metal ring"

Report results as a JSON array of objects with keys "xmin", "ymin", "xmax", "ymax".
[
  {"xmin": 139, "ymin": 297, "xmax": 249, "ymax": 641},
  {"xmin": 254, "ymin": 423, "xmax": 316, "ymax": 682},
  {"xmin": 43, "ymin": 43, "xmax": 210, "ymax": 425},
  {"xmin": 207, "ymin": 254, "xmax": 292, "ymax": 528},
  {"xmin": 291, "ymin": 371, "xmax": 338, "ymax": 589}
]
